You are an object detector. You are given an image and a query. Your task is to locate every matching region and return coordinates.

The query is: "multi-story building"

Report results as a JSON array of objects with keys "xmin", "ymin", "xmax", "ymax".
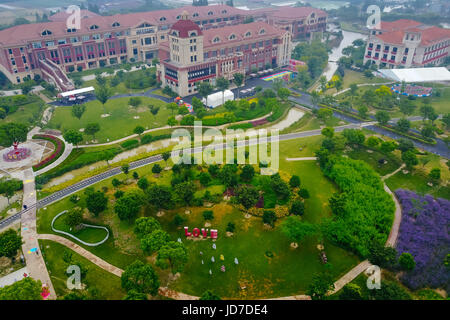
[
  {"xmin": 157, "ymin": 12, "xmax": 292, "ymax": 97},
  {"xmin": 0, "ymin": 4, "xmax": 325, "ymax": 90},
  {"xmin": 364, "ymin": 19, "xmax": 450, "ymax": 68}
]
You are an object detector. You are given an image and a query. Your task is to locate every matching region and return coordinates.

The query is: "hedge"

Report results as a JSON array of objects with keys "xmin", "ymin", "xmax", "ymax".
[
  {"xmin": 376, "ymin": 124, "xmax": 437, "ymax": 145},
  {"xmin": 321, "ymin": 156, "xmax": 395, "ymax": 258},
  {"xmin": 32, "ymin": 135, "xmax": 65, "ymax": 171},
  {"xmin": 121, "ymin": 139, "xmax": 139, "ymax": 150}
]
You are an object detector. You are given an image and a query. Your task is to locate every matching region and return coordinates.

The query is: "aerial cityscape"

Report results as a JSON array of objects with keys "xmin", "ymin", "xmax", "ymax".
[{"xmin": 0, "ymin": 0, "xmax": 448, "ymax": 307}]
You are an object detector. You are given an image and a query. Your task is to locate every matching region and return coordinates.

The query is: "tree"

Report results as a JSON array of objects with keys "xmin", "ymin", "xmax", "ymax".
[
  {"xmin": 129, "ymin": 97, "xmax": 142, "ymax": 110},
  {"xmin": 419, "ymin": 105, "xmax": 436, "ymax": 122},
  {"xmin": 262, "ymin": 211, "xmax": 277, "ymax": 227},
  {"xmin": 277, "ymin": 88, "xmax": 290, "ymax": 101},
  {"xmin": 375, "ymin": 111, "xmax": 390, "ymax": 125},
  {"xmin": 64, "ymin": 207, "xmax": 83, "ymax": 228},
  {"xmin": 146, "ymin": 185, "xmax": 172, "ymax": 210},
  {"xmin": 233, "ymin": 73, "xmax": 244, "ymax": 99},
  {"xmin": 85, "ymin": 123, "xmax": 100, "ymax": 139},
  {"xmin": 85, "ymin": 190, "xmax": 108, "ymax": 216},
  {"xmin": 281, "ymin": 216, "xmax": 316, "ymax": 244},
  {"xmin": 141, "ymin": 229, "xmax": 170, "ymax": 254},
  {"xmin": 402, "ymin": 150, "xmax": 418, "ymax": 169},
  {"xmin": 63, "ymin": 129, "xmax": 83, "ymax": 147},
  {"xmin": 289, "ymin": 175, "xmax": 301, "ymax": 188},
  {"xmin": 366, "ymin": 136, "xmax": 381, "ymax": 148},
  {"xmin": 216, "ymin": 76, "xmax": 229, "ymax": 106},
  {"xmin": 290, "ymin": 200, "xmax": 305, "ymax": 216},
  {"xmin": 167, "ymin": 102, "xmax": 178, "ymax": 117},
  {"xmin": 358, "ymin": 105, "xmax": 368, "ymax": 119},
  {"xmin": 194, "ymin": 209, "xmax": 212, "ymax": 222},
  {"xmin": 442, "ymin": 113, "xmax": 450, "ymax": 129},
  {"xmin": 319, "ymin": 76, "xmax": 327, "ymax": 92},
  {"xmin": 96, "ymin": 85, "xmax": 112, "ymax": 113},
  {"xmin": 167, "ymin": 116, "xmax": 178, "ymax": 127},
  {"xmin": 240, "ymin": 164, "xmax": 255, "ymax": 182},
  {"xmin": 321, "ymin": 127, "xmax": 334, "ymax": 138},
  {"xmin": 152, "ymin": 164, "xmax": 162, "ymax": 174},
  {"xmin": 343, "ymin": 129, "xmax": 365, "ymax": 146},
  {"xmin": 197, "ymin": 82, "xmax": 213, "ymax": 106},
  {"xmin": 235, "ymin": 185, "xmax": 259, "ymax": 209},
  {"xmin": 397, "ymin": 138, "xmax": 414, "ymax": 153},
  {"xmin": 399, "ymin": 252, "xmax": 415, "ymax": 271},
  {"xmin": 121, "ymin": 163, "xmax": 130, "ymax": 176},
  {"xmin": 134, "ymin": 217, "xmax": 161, "ymax": 239},
  {"xmin": 199, "ymin": 172, "xmax": 211, "ymax": 186},
  {"xmin": 137, "ymin": 177, "xmax": 149, "ymax": 190},
  {"xmin": 368, "ymin": 242, "xmax": 397, "ymax": 269},
  {"xmin": 173, "ymin": 213, "xmax": 186, "ymax": 227},
  {"xmin": 339, "ymin": 283, "xmax": 362, "ymax": 300},
  {"xmin": 421, "ymin": 124, "xmax": 435, "ymax": 140},
  {"xmin": 133, "ymin": 125, "xmax": 145, "ymax": 137},
  {"xmin": 399, "ymin": 101, "xmax": 416, "ymax": 116},
  {"xmin": 307, "ymin": 272, "xmax": 335, "ymax": 300},
  {"xmin": 0, "ymin": 179, "xmax": 22, "ymax": 205},
  {"xmin": 115, "ymin": 191, "xmax": 145, "ymax": 221},
  {"xmin": 380, "ymin": 141, "xmax": 397, "ymax": 154},
  {"xmin": 121, "ymin": 260, "xmax": 160, "ymax": 296},
  {"xmin": 156, "ymin": 241, "xmax": 188, "ymax": 274},
  {"xmin": 0, "ymin": 122, "xmax": 28, "ymax": 148},
  {"xmin": 270, "ymin": 174, "xmax": 291, "ymax": 200},
  {"xmin": 317, "ymin": 108, "xmax": 333, "ymax": 121},
  {"xmin": 199, "ymin": 290, "xmax": 221, "ymax": 300},
  {"xmin": 174, "ymin": 181, "xmax": 195, "ymax": 205},
  {"xmin": 298, "ymin": 188, "xmax": 310, "ymax": 199},
  {"xmin": 0, "ymin": 229, "xmax": 22, "ymax": 258},
  {"xmin": 219, "ymin": 164, "xmax": 238, "ymax": 188},
  {"xmin": 0, "ymin": 277, "xmax": 42, "ymax": 300},
  {"xmin": 71, "ymin": 104, "xmax": 86, "ymax": 120},
  {"xmin": 162, "ymin": 151, "xmax": 171, "ymax": 167},
  {"xmin": 429, "ymin": 168, "xmax": 441, "ymax": 181},
  {"xmin": 369, "ymin": 280, "xmax": 411, "ymax": 300},
  {"xmin": 396, "ymin": 118, "xmax": 410, "ymax": 133},
  {"xmin": 123, "ymin": 290, "xmax": 148, "ymax": 300}
]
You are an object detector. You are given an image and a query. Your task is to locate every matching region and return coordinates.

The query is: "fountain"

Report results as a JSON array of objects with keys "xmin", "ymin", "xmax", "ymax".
[{"xmin": 2, "ymin": 141, "xmax": 32, "ymax": 162}]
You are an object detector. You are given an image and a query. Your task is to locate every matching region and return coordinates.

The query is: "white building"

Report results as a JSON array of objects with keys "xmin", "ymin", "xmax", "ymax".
[{"xmin": 363, "ymin": 19, "xmax": 450, "ymax": 68}]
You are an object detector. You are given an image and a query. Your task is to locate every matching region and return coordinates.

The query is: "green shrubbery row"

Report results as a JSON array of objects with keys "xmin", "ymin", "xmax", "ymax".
[{"xmin": 321, "ymin": 156, "xmax": 395, "ymax": 257}]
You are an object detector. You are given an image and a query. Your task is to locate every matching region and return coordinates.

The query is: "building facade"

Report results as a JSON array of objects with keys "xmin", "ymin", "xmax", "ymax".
[
  {"xmin": 157, "ymin": 12, "xmax": 292, "ymax": 97},
  {"xmin": 0, "ymin": 4, "xmax": 325, "ymax": 90},
  {"xmin": 363, "ymin": 19, "xmax": 450, "ymax": 68}
]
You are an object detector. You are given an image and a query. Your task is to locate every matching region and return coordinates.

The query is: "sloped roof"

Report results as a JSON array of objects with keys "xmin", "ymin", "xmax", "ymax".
[
  {"xmin": 49, "ymin": 10, "xmax": 100, "ymax": 22},
  {"xmin": 202, "ymin": 21, "xmax": 284, "ymax": 48},
  {"xmin": 377, "ymin": 67, "xmax": 450, "ymax": 82}
]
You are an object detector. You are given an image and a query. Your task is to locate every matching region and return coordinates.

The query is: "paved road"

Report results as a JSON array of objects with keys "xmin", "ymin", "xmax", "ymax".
[
  {"xmin": 0, "ymin": 123, "xmax": 369, "ymax": 230},
  {"xmin": 20, "ymin": 169, "xmax": 56, "ymax": 299}
]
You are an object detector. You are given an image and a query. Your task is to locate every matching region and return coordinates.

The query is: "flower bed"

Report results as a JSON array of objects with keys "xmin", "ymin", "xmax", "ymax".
[
  {"xmin": 395, "ymin": 189, "xmax": 449, "ymax": 292},
  {"xmin": 32, "ymin": 134, "xmax": 65, "ymax": 171},
  {"xmin": 251, "ymin": 118, "xmax": 269, "ymax": 126}
]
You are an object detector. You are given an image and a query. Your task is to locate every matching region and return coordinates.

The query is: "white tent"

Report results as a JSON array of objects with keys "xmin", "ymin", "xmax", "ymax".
[
  {"xmin": 376, "ymin": 67, "xmax": 450, "ymax": 83},
  {"xmin": 59, "ymin": 86, "xmax": 95, "ymax": 98},
  {"xmin": 202, "ymin": 90, "xmax": 234, "ymax": 108}
]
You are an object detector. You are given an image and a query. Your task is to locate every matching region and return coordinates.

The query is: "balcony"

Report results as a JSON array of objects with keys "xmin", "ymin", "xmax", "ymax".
[
  {"xmin": 383, "ymin": 50, "xmax": 389, "ymax": 53},
  {"xmin": 375, "ymin": 48, "xmax": 380, "ymax": 52},
  {"xmin": 381, "ymin": 58, "xmax": 387, "ymax": 62},
  {"xmin": 388, "ymin": 60, "xmax": 395, "ymax": 63},
  {"xmin": 373, "ymin": 56, "xmax": 379, "ymax": 60},
  {"xmin": 365, "ymin": 55, "xmax": 372, "ymax": 58},
  {"xmin": 391, "ymin": 51, "xmax": 398, "ymax": 55}
]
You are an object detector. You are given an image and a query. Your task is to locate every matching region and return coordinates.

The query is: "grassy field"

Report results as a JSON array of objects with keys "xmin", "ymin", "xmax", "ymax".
[
  {"xmin": 48, "ymin": 97, "xmax": 170, "ymax": 143},
  {"xmin": 36, "ymin": 136, "xmax": 361, "ymax": 298},
  {"xmin": 3, "ymin": 95, "xmax": 45, "ymax": 126},
  {"xmin": 39, "ymin": 239, "xmax": 126, "ymax": 300}
]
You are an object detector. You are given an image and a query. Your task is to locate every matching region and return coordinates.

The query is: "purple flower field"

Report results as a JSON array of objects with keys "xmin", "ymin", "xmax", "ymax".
[{"xmin": 395, "ymin": 189, "xmax": 449, "ymax": 292}]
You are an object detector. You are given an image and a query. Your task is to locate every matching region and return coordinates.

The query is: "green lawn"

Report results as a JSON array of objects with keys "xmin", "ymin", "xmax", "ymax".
[
  {"xmin": 39, "ymin": 239, "xmax": 126, "ymax": 300},
  {"xmin": 52, "ymin": 212, "xmax": 109, "ymax": 244},
  {"xmin": 3, "ymin": 96, "xmax": 45, "ymax": 126},
  {"xmin": 36, "ymin": 137, "xmax": 360, "ymax": 298},
  {"xmin": 48, "ymin": 97, "xmax": 171, "ymax": 143},
  {"xmin": 346, "ymin": 146, "xmax": 401, "ymax": 176}
]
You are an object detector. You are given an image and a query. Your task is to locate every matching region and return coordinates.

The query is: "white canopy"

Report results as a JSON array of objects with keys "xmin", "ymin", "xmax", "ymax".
[
  {"xmin": 377, "ymin": 67, "xmax": 450, "ymax": 83},
  {"xmin": 60, "ymin": 86, "xmax": 95, "ymax": 97},
  {"xmin": 202, "ymin": 90, "xmax": 234, "ymax": 108}
]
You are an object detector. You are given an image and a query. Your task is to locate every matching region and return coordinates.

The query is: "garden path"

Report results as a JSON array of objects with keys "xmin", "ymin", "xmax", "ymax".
[{"xmin": 21, "ymin": 169, "xmax": 56, "ymax": 299}]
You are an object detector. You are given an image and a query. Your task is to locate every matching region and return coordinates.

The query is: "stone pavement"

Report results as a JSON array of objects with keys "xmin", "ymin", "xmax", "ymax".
[
  {"xmin": 20, "ymin": 168, "xmax": 56, "ymax": 299},
  {"xmin": 0, "ymin": 267, "xmax": 29, "ymax": 288}
]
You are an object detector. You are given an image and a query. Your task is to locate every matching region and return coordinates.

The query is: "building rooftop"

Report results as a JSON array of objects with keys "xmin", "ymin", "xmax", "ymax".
[{"xmin": 375, "ymin": 19, "xmax": 450, "ymax": 46}]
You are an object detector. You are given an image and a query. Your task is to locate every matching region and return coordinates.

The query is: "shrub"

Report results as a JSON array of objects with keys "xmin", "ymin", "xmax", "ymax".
[
  {"xmin": 262, "ymin": 211, "xmax": 277, "ymax": 227},
  {"xmin": 226, "ymin": 222, "xmax": 235, "ymax": 233},
  {"xmin": 173, "ymin": 214, "xmax": 186, "ymax": 227},
  {"xmin": 121, "ymin": 139, "xmax": 139, "ymax": 150},
  {"xmin": 399, "ymin": 252, "xmax": 416, "ymax": 271},
  {"xmin": 152, "ymin": 164, "xmax": 162, "ymax": 174},
  {"xmin": 290, "ymin": 200, "xmax": 305, "ymax": 216},
  {"xmin": 203, "ymin": 210, "xmax": 214, "ymax": 220},
  {"xmin": 298, "ymin": 188, "xmax": 310, "ymax": 199},
  {"xmin": 289, "ymin": 175, "xmax": 301, "ymax": 188},
  {"xmin": 114, "ymin": 190, "xmax": 124, "ymax": 199}
]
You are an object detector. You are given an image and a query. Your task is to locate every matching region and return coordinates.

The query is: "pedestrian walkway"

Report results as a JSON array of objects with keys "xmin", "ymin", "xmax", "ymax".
[
  {"xmin": 285, "ymin": 157, "xmax": 317, "ymax": 161},
  {"xmin": 20, "ymin": 169, "xmax": 56, "ymax": 299},
  {"xmin": 0, "ymin": 267, "xmax": 28, "ymax": 288}
]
